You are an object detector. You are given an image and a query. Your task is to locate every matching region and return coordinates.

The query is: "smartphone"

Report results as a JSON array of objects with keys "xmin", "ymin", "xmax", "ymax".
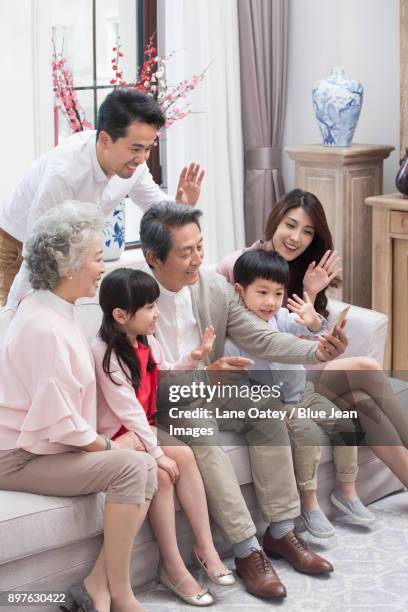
[{"xmin": 330, "ymin": 305, "xmax": 350, "ymax": 335}]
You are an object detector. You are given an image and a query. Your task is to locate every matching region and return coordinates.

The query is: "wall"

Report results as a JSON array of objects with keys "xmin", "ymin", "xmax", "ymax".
[
  {"xmin": 0, "ymin": 1, "xmax": 36, "ymax": 201},
  {"xmin": 0, "ymin": 1, "xmax": 401, "ymax": 204},
  {"xmin": 282, "ymin": 0, "xmax": 400, "ymax": 193}
]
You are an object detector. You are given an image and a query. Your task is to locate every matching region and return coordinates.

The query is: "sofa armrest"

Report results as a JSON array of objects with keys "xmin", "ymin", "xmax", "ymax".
[{"xmin": 327, "ymin": 299, "xmax": 388, "ymax": 366}]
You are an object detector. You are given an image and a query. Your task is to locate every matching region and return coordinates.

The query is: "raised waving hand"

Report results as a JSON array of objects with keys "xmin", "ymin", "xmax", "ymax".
[
  {"xmin": 303, "ymin": 250, "xmax": 342, "ymax": 300},
  {"xmin": 287, "ymin": 292, "xmax": 321, "ymax": 332},
  {"xmin": 175, "ymin": 163, "xmax": 205, "ymax": 206}
]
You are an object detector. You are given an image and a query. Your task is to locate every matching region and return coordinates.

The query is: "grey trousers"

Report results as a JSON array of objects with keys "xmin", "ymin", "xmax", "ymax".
[{"xmin": 0, "ymin": 448, "xmax": 157, "ymax": 505}]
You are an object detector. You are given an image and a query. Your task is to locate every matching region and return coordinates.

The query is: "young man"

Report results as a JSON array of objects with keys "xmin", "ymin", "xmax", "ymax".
[
  {"xmin": 139, "ymin": 202, "xmax": 348, "ymax": 601},
  {"xmin": 0, "ymin": 88, "xmax": 204, "ymax": 307}
]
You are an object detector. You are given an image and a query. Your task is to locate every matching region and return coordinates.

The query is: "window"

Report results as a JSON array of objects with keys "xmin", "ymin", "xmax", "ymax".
[{"xmin": 52, "ymin": 0, "xmax": 139, "ymax": 144}]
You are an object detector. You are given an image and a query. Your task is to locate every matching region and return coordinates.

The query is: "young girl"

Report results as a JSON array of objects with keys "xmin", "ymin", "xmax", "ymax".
[{"xmin": 92, "ymin": 268, "xmax": 235, "ymax": 607}]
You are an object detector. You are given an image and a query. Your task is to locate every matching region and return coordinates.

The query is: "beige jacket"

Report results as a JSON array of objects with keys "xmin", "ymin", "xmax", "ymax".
[{"xmin": 190, "ymin": 269, "xmax": 320, "ymax": 366}]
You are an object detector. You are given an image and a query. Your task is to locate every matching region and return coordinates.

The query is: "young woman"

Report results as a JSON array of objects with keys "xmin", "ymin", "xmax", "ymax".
[
  {"xmin": 92, "ymin": 268, "xmax": 235, "ymax": 607},
  {"xmin": 217, "ymin": 189, "xmax": 340, "ymax": 319},
  {"xmin": 217, "ymin": 189, "xmax": 408, "ymax": 529}
]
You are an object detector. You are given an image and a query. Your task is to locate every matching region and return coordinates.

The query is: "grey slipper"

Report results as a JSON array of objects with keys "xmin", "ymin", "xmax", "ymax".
[
  {"xmin": 330, "ymin": 489, "xmax": 376, "ymax": 525},
  {"xmin": 301, "ymin": 508, "xmax": 335, "ymax": 538}
]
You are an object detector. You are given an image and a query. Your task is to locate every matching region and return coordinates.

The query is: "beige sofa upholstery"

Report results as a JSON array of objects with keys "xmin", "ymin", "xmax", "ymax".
[{"xmin": 0, "ymin": 296, "xmax": 406, "ymax": 611}]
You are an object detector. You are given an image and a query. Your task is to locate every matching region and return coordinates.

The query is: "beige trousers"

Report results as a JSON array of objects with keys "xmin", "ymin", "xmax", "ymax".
[
  {"xmin": 0, "ymin": 228, "xmax": 23, "ymax": 306},
  {"xmin": 158, "ymin": 394, "xmax": 300, "ymax": 545},
  {"xmin": 0, "ymin": 447, "xmax": 157, "ymax": 505},
  {"xmin": 287, "ymin": 382, "xmax": 358, "ymax": 491}
]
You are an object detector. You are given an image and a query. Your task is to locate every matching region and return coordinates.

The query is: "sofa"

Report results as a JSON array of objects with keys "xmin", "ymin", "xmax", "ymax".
[{"xmin": 0, "ymin": 292, "xmax": 406, "ymax": 612}]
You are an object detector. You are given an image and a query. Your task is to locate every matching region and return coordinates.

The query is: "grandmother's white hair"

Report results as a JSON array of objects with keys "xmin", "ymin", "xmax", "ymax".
[{"xmin": 25, "ymin": 200, "xmax": 105, "ymax": 290}]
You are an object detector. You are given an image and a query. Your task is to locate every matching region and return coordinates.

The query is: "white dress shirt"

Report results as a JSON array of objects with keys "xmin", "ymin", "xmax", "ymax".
[
  {"xmin": 141, "ymin": 265, "xmax": 201, "ymax": 362},
  {"xmin": 1, "ymin": 130, "xmax": 173, "ymax": 307}
]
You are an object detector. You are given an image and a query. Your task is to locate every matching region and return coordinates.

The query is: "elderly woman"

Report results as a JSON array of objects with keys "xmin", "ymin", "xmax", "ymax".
[{"xmin": 0, "ymin": 201, "xmax": 156, "ymax": 612}]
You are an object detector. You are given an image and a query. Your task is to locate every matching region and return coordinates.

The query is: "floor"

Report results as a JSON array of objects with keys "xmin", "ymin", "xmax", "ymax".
[{"xmin": 138, "ymin": 491, "xmax": 408, "ymax": 611}]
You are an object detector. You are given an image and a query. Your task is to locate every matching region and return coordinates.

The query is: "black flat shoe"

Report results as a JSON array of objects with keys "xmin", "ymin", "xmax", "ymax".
[
  {"xmin": 59, "ymin": 582, "xmax": 99, "ymax": 612},
  {"xmin": 59, "ymin": 594, "xmax": 78, "ymax": 612}
]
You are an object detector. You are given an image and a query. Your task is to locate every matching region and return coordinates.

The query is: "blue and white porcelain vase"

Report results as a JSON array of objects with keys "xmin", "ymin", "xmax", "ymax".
[
  {"xmin": 103, "ymin": 202, "xmax": 126, "ymax": 261},
  {"xmin": 312, "ymin": 67, "xmax": 363, "ymax": 147}
]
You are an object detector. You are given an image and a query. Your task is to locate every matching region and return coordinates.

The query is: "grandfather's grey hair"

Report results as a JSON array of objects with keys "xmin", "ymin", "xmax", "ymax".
[
  {"xmin": 140, "ymin": 201, "xmax": 202, "ymax": 266},
  {"xmin": 25, "ymin": 200, "xmax": 105, "ymax": 290}
]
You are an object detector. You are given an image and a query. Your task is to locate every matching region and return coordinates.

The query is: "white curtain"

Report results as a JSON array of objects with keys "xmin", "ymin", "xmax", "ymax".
[{"xmin": 159, "ymin": 0, "xmax": 245, "ymax": 263}]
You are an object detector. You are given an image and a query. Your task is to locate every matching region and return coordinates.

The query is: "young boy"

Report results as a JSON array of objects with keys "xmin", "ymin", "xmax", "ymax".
[{"xmin": 224, "ymin": 249, "xmax": 375, "ymax": 537}]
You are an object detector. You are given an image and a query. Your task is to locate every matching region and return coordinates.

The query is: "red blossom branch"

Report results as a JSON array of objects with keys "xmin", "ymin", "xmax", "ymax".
[{"xmin": 110, "ymin": 35, "xmax": 209, "ymax": 129}]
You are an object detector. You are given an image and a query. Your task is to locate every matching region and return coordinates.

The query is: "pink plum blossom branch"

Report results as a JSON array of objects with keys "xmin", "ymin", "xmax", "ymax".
[{"xmin": 52, "ymin": 40, "xmax": 93, "ymax": 132}]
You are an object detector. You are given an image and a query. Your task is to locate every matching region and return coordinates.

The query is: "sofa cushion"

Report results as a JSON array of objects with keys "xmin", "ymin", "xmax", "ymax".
[
  {"xmin": 326, "ymin": 299, "xmax": 388, "ymax": 364},
  {"xmin": 0, "ymin": 491, "xmax": 104, "ymax": 565}
]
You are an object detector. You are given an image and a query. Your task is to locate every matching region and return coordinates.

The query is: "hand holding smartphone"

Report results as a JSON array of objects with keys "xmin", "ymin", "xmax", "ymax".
[{"xmin": 330, "ymin": 305, "xmax": 350, "ymax": 337}]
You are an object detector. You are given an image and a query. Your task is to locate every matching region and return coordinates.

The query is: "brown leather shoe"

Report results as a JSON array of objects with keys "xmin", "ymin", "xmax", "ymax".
[
  {"xmin": 235, "ymin": 549, "xmax": 287, "ymax": 600},
  {"xmin": 263, "ymin": 529, "xmax": 334, "ymax": 574}
]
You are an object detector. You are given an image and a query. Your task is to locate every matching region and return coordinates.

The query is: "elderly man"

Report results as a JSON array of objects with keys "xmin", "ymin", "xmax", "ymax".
[
  {"xmin": 0, "ymin": 88, "xmax": 203, "ymax": 307},
  {"xmin": 139, "ymin": 202, "xmax": 348, "ymax": 601}
]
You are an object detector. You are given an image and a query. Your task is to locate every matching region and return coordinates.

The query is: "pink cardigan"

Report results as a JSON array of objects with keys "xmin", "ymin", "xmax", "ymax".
[
  {"xmin": 0, "ymin": 291, "xmax": 98, "ymax": 454},
  {"xmin": 92, "ymin": 335, "xmax": 199, "ymax": 459},
  {"xmin": 216, "ymin": 240, "xmax": 262, "ymax": 284}
]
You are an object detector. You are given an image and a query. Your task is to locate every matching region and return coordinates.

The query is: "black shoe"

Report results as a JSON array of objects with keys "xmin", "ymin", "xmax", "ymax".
[{"xmin": 60, "ymin": 582, "xmax": 99, "ymax": 612}]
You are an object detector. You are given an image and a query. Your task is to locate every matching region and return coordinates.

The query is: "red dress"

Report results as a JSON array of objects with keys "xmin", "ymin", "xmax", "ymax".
[{"xmin": 112, "ymin": 341, "xmax": 158, "ymax": 440}]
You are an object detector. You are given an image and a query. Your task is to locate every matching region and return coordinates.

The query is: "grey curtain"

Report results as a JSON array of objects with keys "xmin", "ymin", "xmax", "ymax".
[{"xmin": 237, "ymin": 0, "xmax": 289, "ymax": 244}]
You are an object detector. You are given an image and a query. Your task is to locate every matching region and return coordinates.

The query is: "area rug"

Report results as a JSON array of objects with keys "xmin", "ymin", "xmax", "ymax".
[{"xmin": 139, "ymin": 491, "xmax": 408, "ymax": 611}]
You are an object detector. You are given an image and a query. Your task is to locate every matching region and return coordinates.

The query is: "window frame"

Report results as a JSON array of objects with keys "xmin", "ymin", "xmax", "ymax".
[{"xmin": 127, "ymin": 0, "xmax": 160, "ymax": 249}]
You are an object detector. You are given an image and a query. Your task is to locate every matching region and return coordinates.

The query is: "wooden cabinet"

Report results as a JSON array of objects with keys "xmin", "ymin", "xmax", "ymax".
[
  {"xmin": 286, "ymin": 144, "xmax": 394, "ymax": 308},
  {"xmin": 366, "ymin": 193, "xmax": 408, "ymax": 376}
]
